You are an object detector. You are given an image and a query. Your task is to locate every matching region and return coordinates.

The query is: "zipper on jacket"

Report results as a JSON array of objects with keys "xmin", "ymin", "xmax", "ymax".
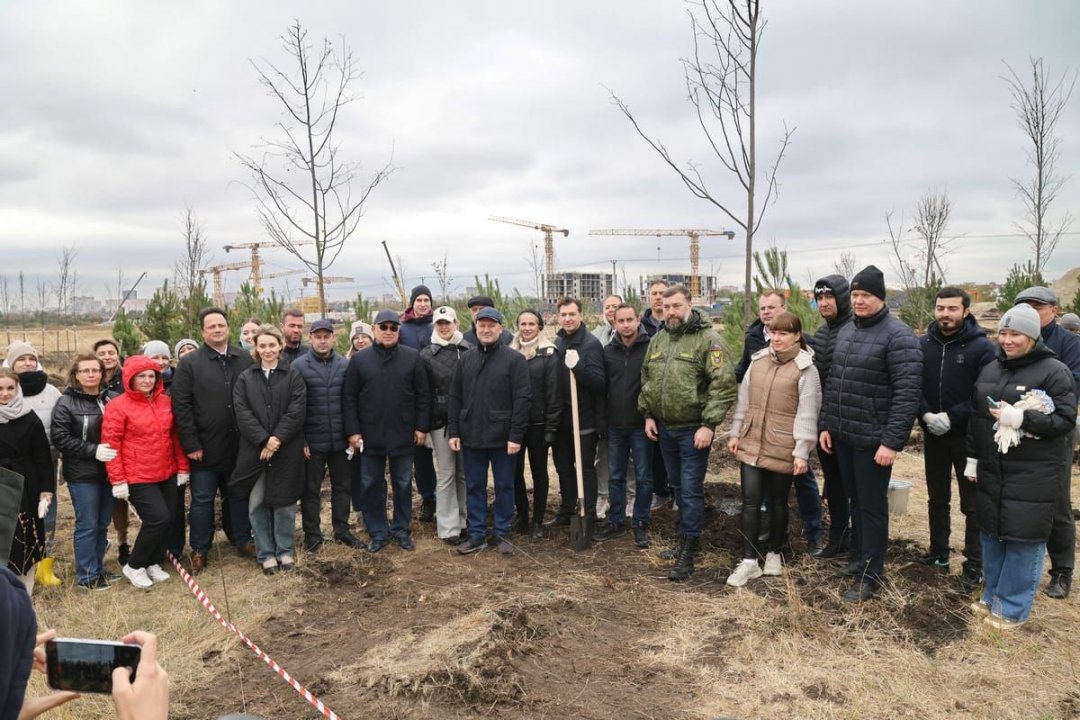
[{"xmin": 82, "ymin": 415, "xmax": 89, "ymax": 443}]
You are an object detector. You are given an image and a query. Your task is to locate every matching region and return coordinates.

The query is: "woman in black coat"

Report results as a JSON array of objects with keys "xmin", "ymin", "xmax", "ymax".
[
  {"xmin": 49, "ymin": 354, "xmax": 118, "ymax": 590},
  {"xmin": 965, "ymin": 304, "xmax": 1077, "ymax": 629},
  {"xmin": 510, "ymin": 310, "xmax": 561, "ymax": 542},
  {"xmin": 232, "ymin": 325, "xmax": 307, "ymax": 575},
  {"xmin": 0, "ymin": 367, "xmax": 54, "ymax": 594}
]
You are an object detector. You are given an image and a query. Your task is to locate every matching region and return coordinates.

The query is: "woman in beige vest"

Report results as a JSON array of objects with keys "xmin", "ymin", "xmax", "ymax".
[{"xmin": 726, "ymin": 311, "xmax": 821, "ymax": 587}]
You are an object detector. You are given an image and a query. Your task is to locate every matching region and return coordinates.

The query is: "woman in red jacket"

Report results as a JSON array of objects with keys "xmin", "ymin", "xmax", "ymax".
[{"xmin": 101, "ymin": 355, "xmax": 190, "ymax": 589}]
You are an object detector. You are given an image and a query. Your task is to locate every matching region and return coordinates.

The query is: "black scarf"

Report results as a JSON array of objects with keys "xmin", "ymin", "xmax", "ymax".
[{"xmin": 16, "ymin": 370, "xmax": 48, "ymax": 398}]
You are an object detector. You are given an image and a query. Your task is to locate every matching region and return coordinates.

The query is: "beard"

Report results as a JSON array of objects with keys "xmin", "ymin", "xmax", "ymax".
[{"xmin": 665, "ymin": 314, "xmax": 685, "ymax": 330}]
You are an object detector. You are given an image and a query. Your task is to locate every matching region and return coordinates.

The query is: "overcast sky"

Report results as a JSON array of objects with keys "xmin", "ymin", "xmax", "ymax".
[{"xmin": 2, "ymin": 1, "xmax": 1078, "ymax": 305}]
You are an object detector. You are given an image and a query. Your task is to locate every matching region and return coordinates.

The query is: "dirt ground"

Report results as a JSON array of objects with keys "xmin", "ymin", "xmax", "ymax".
[{"xmin": 28, "ymin": 450, "xmax": 1080, "ymax": 720}]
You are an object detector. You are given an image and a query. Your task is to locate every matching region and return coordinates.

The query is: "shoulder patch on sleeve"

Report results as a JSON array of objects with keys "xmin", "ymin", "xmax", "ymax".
[{"xmin": 709, "ymin": 343, "xmax": 725, "ymax": 368}]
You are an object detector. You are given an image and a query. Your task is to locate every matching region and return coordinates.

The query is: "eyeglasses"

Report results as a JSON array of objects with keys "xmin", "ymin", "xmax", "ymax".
[
  {"xmin": 377, "ymin": 323, "xmax": 400, "ymax": 331},
  {"xmin": 77, "ymin": 368, "xmax": 102, "ymax": 374}
]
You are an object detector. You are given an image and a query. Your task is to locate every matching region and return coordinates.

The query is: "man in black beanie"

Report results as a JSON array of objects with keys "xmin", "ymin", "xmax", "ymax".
[
  {"xmin": 818, "ymin": 265, "xmax": 922, "ymax": 601},
  {"xmin": 400, "ymin": 285, "xmax": 437, "ymax": 520}
]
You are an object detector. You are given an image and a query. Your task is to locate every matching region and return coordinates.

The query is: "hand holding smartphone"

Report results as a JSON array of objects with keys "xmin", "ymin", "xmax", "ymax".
[
  {"xmin": 46, "ymin": 638, "xmax": 141, "ymax": 694},
  {"xmin": 986, "ymin": 396, "xmax": 1000, "ymax": 409}
]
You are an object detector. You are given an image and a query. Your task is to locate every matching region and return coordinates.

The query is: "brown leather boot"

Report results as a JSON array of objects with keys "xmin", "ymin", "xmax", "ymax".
[
  {"xmin": 237, "ymin": 541, "xmax": 257, "ymax": 559},
  {"xmin": 190, "ymin": 551, "xmax": 207, "ymax": 575}
]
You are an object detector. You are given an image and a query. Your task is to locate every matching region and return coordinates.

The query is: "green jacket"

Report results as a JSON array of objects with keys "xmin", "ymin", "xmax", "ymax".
[{"xmin": 638, "ymin": 310, "xmax": 736, "ymax": 429}]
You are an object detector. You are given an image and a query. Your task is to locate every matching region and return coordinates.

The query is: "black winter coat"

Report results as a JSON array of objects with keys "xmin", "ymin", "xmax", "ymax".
[
  {"xmin": 0, "ymin": 412, "xmax": 53, "ymax": 574},
  {"xmin": 50, "ymin": 387, "xmax": 111, "ymax": 484},
  {"xmin": 520, "ymin": 343, "xmax": 561, "ymax": 431},
  {"xmin": 918, "ymin": 315, "xmax": 995, "ymax": 436},
  {"xmin": 292, "ymin": 350, "xmax": 349, "ymax": 453},
  {"xmin": 281, "ymin": 343, "xmax": 309, "ymax": 365},
  {"xmin": 807, "ymin": 276, "xmax": 853, "ymax": 387},
  {"xmin": 342, "ymin": 343, "xmax": 431, "ymax": 456},
  {"xmin": 968, "ymin": 342, "xmax": 1077, "ymax": 542},
  {"xmin": 420, "ymin": 339, "xmax": 472, "ymax": 430},
  {"xmin": 231, "ymin": 364, "xmax": 307, "ymax": 508},
  {"xmin": 448, "ymin": 341, "xmax": 531, "ymax": 448},
  {"xmin": 640, "ymin": 309, "xmax": 663, "ymax": 337},
  {"xmin": 604, "ymin": 330, "xmax": 651, "ymax": 428},
  {"xmin": 555, "ymin": 325, "xmax": 606, "ymax": 432},
  {"xmin": 734, "ymin": 320, "xmax": 767, "ymax": 384},
  {"xmin": 1040, "ymin": 321, "xmax": 1080, "ymax": 391},
  {"xmin": 171, "ymin": 343, "xmax": 253, "ymax": 473},
  {"xmin": 819, "ymin": 306, "xmax": 922, "ymax": 450}
]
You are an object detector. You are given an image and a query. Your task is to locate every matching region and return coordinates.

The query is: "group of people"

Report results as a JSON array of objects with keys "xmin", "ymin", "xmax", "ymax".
[{"xmin": 1, "ymin": 269, "xmax": 1077, "ymax": 629}]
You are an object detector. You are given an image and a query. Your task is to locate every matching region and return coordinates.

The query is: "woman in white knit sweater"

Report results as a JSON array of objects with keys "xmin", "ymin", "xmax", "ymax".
[{"xmin": 726, "ymin": 312, "xmax": 821, "ymax": 586}]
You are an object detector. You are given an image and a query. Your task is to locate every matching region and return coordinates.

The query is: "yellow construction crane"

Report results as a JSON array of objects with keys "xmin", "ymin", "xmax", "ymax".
[
  {"xmin": 588, "ymin": 228, "xmax": 735, "ymax": 300},
  {"xmin": 200, "ymin": 261, "xmax": 252, "ymax": 307},
  {"xmin": 222, "ymin": 241, "xmax": 311, "ymax": 295},
  {"xmin": 299, "ymin": 275, "xmax": 354, "ymax": 314},
  {"xmin": 489, "ymin": 216, "xmax": 569, "ymax": 302}
]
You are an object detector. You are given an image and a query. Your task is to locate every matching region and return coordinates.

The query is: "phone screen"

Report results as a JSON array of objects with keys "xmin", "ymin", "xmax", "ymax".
[{"xmin": 46, "ymin": 638, "xmax": 141, "ymax": 694}]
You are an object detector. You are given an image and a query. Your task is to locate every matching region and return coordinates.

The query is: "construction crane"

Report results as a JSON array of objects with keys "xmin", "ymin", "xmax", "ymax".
[
  {"xmin": 489, "ymin": 216, "xmax": 569, "ymax": 303},
  {"xmin": 200, "ymin": 261, "xmax": 252, "ymax": 307},
  {"xmin": 222, "ymin": 241, "xmax": 311, "ymax": 295},
  {"xmin": 588, "ymin": 228, "xmax": 735, "ymax": 301},
  {"xmin": 380, "ymin": 240, "xmax": 407, "ymax": 307},
  {"xmin": 299, "ymin": 275, "xmax": 354, "ymax": 315}
]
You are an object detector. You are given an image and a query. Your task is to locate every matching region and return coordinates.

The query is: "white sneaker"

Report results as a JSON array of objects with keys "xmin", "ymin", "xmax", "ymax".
[
  {"xmin": 146, "ymin": 564, "xmax": 170, "ymax": 583},
  {"xmin": 763, "ymin": 552, "xmax": 783, "ymax": 576},
  {"xmin": 123, "ymin": 565, "xmax": 154, "ymax": 590},
  {"xmin": 726, "ymin": 559, "xmax": 763, "ymax": 587},
  {"xmin": 595, "ymin": 496, "xmax": 610, "ymax": 519},
  {"xmin": 650, "ymin": 494, "xmax": 667, "ymax": 512}
]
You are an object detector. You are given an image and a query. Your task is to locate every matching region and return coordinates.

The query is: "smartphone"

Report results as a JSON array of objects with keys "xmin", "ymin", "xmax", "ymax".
[
  {"xmin": 46, "ymin": 638, "xmax": 141, "ymax": 694},
  {"xmin": 986, "ymin": 396, "xmax": 1000, "ymax": 408}
]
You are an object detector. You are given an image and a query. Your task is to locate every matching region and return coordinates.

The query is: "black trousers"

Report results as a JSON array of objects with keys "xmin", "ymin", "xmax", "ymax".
[
  {"xmin": 817, "ymin": 446, "xmax": 849, "ymax": 544},
  {"xmin": 167, "ymin": 484, "xmax": 187, "ymax": 557},
  {"xmin": 739, "ymin": 464, "xmax": 794, "ymax": 558},
  {"xmin": 1047, "ymin": 429, "xmax": 1077, "ymax": 576},
  {"xmin": 302, "ymin": 449, "xmax": 353, "ymax": 540},
  {"xmin": 128, "ymin": 479, "xmax": 178, "ymax": 570},
  {"xmin": 924, "ymin": 432, "xmax": 980, "ymax": 571},
  {"xmin": 514, "ymin": 425, "xmax": 551, "ymax": 525},
  {"xmin": 553, "ymin": 418, "xmax": 598, "ymax": 518}
]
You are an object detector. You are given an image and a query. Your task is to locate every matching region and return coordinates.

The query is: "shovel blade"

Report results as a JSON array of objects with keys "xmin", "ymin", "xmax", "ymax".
[{"xmin": 570, "ymin": 514, "xmax": 593, "ymax": 552}]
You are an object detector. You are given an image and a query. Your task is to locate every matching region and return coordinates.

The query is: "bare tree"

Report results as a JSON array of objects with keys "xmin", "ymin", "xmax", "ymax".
[
  {"xmin": 431, "ymin": 251, "xmax": 455, "ymax": 301},
  {"xmin": 236, "ymin": 21, "xmax": 393, "ymax": 318},
  {"xmin": 18, "ymin": 271, "xmax": 26, "ymax": 325},
  {"xmin": 1003, "ymin": 57, "xmax": 1075, "ymax": 275},
  {"xmin": 833, "ymin": 252, "xmax": 858, "ymax": 279},
  {"xmin": 912, "ymin": 190, "xmax": 954, "ymax": 288},
  {"xmin": 173, "ymin": 206, "xmax": 212, "ymax": 334},
  {"xmin": 885, "ymin": 190, "xmax": 955, "ymax": 331},
  {"xmin": 0, "ymin": 275, "xmax": 9, "ymax": 316},
  {"xmin": 54, "ymin": 244, "xmax": 79, "ymax": 320},
  {"xmin": 524, "ymin": 241, "xmax": 545, "ymax": 301},
  {"xmin": 611, "ymin": 0, "xmax": 794, "ymax": 325},
  {"xmin": 35, "ymin": 279, "xmax": 51, "ymax": 328}
]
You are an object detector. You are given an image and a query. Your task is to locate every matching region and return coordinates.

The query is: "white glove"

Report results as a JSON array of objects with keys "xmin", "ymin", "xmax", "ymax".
[
  {"xmin": 923, "ymin": 412, "xmax": 951, "ymax": 436},
  {"xmin": 95, "ymin": 443, "xmax": 118, "ymax": 462},
  {"xmin": 997, "ymin": 403, "xmax": 1024, "ymax": 429},
  {"xmin": 38, "ymin": 495, "xmax": 51, "ymax": 519},
  {"xmin": 564, "ymin": 349, "xmax": 579, "ymax": 369},
  {"xmin": 963, "ymin": 458, "xmax": 977, "ymax": 479},
  {"xmin": 177, "ymin": 472, "xmax": 190, "ymax": 486},
  {"xmin": 112, "ymin": 482, "xmax": 130, "ymax": 500}
]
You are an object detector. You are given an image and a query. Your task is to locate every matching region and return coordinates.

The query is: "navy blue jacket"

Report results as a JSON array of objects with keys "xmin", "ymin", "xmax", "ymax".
[
  {"xmin": 400, "ymin": 313, "xmax": 434, "ymax": 350},
  {"xmin": 604, "ymin": 330, "xmax": 651, "ymax": 428},
  {"xmin": 292, "ymin": 349, "xmax": 349, "ymax": 452},
  {"xmin": 0, "ymin": 566, "xmax": 36, "ymax": 719},
  {"xmin": 343, "ymin": 343, "xmax": 430, "ymax": 456},
  {"xmin": 968, "ymin": 341, "xmax": 1077, "ymax": 541},
  {"xmin": 555, "ymin": 324, "xmax": 607, "ymax": 433},
  {"xmin": 448, "ymin": 341, "xmax": 531, "ymax": 448},
  {"xmin": 1041, "ymin": 321, "xmax": 1080, "ymax": 391},
  {"xmin": 640, "ymin": 309, "xmax": 664, "ymax": 337},
  {"xmin": 918, "ymin": 314, "xmax": 996, "ymax": 436},
  {"xmin": 819, "ymin": 306, "xmax": 923, "ymax": 451},
  {"xmin": 734, "ymin": 320, "xmax": 767, "ymax": 384}
]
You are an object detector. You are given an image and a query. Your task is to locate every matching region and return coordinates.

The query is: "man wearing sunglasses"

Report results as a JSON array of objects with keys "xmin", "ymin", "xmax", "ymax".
[{"xmin": 343, "ymin": 309, "xmax": 431, "ymax": 553}]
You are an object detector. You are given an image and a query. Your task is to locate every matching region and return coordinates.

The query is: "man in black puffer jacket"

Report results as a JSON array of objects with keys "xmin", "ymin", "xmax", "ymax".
[
  {"xmin": 917, "ymin": 288, "xmax": 995, "ymax": 589},
  {"xmin": 808, "ymin": 275, "xmax": 853, "ymax": 558},
  {"xmin": 818, "ymin": 266, "xmax": 922, "ymax": 601},
  {"xmin": 293, "ymin": 320, "xmax": 355, "ymax": 551},
  {"xmin": 449, "ymin": 308, "xmax": 531, "ymax": 555}
]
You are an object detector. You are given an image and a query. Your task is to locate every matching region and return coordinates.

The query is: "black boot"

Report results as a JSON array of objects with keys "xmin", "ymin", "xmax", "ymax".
[
  {"xmin": 1045, "ymin": 572, "xmax": 1072, "ymax": 600},
  {"xmin": 658, "ymin": 537, "xmax": 685, "ymax": 560},
  {"xmin": 668, "ymin": 537, "xmax": 700, "ymax": 581}
]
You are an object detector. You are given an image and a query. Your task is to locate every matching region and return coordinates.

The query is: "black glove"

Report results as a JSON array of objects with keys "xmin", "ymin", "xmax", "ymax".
[{"xmin": 544, "ymin": 431, "xmax": 557, "ymax": 446}]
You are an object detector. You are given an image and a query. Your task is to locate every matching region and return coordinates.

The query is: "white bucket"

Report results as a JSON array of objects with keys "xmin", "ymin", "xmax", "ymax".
[{"xmin": 888, "ymin": 480, "xmax": 912, "ymax": 517}]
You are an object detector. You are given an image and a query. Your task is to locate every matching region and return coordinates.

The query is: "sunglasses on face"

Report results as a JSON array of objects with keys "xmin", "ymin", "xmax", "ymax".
[{"xmin": 377, "ymin": 323, "xmax": 400, "ymax": 331}]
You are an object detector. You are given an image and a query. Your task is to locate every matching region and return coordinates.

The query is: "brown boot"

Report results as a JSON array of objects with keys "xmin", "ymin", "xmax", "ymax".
[
  {"xmin": 237, "ymin": 541, "xmax": 256, "ymax": 559},
  {"xmin": 190, "ymin": 551, "xmax": 207, "ymax": 575}
]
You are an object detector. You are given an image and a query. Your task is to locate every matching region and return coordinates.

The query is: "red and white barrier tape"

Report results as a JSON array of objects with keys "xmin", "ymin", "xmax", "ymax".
[{"xmin": 166, "ymin": 552, "xmax": 342, "ymax": 720}]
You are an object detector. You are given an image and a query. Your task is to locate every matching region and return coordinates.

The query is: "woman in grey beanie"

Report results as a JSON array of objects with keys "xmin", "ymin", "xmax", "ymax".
[{"xmin": 174, "ymin": 339, "xmax": 199, "ymax": 360}]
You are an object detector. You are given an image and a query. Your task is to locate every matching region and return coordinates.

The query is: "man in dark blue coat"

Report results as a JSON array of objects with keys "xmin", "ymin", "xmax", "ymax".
[
  {"xmin": 1015, "ymin": 286, "xmax": 1080, "ymax": 599},
  {"xmin": 449, "ymin": 308, "xmax": 531, "ymax": 555},
  {"xmin": 293, "ymin": 320, "xmax": 358, "ymax": 551},
  {"xmin": 343, "ymin": 310, "xmax": 431, "ymax": 553},
  {"xmin": 917, "ymin": 287, "xmax": 995, "ymax": 590},
  {"xmin": 818, "ymin": 265, "xmax": 922, "ymax": 601}
]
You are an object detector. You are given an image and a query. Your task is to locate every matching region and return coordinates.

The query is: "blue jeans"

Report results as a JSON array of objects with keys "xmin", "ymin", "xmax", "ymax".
[
  {"xmin": 981, "ymin": 533, "xmax": 1045, "ymax": 622},
  {"xmin": 360, "ymin": 452, "xmax": 413, "ymax": 542},
  {"xmin": 607, "ymin": 427, "xmax": 654, "ymax": 526},
  {"xmin": 189, "ymin": 469, "xmax": 252, "ymax": 552},
  {"xmin": 248, "ymin": 474, "xmax": 296, "ymax": 564},
  {"xmin": 462, "ymin": 447, "xmax": 516, "ymax": 540},
  {"xmin": 834, "ymin": 440, "xmax": 892, "ymax": 582},
  {"xmin": 658, "ymin": 424, "xmax": 710, "ymax": 539},
  {"xmin": 68, "ymin": 482, "xmax": 114, "ymax": 584}
]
